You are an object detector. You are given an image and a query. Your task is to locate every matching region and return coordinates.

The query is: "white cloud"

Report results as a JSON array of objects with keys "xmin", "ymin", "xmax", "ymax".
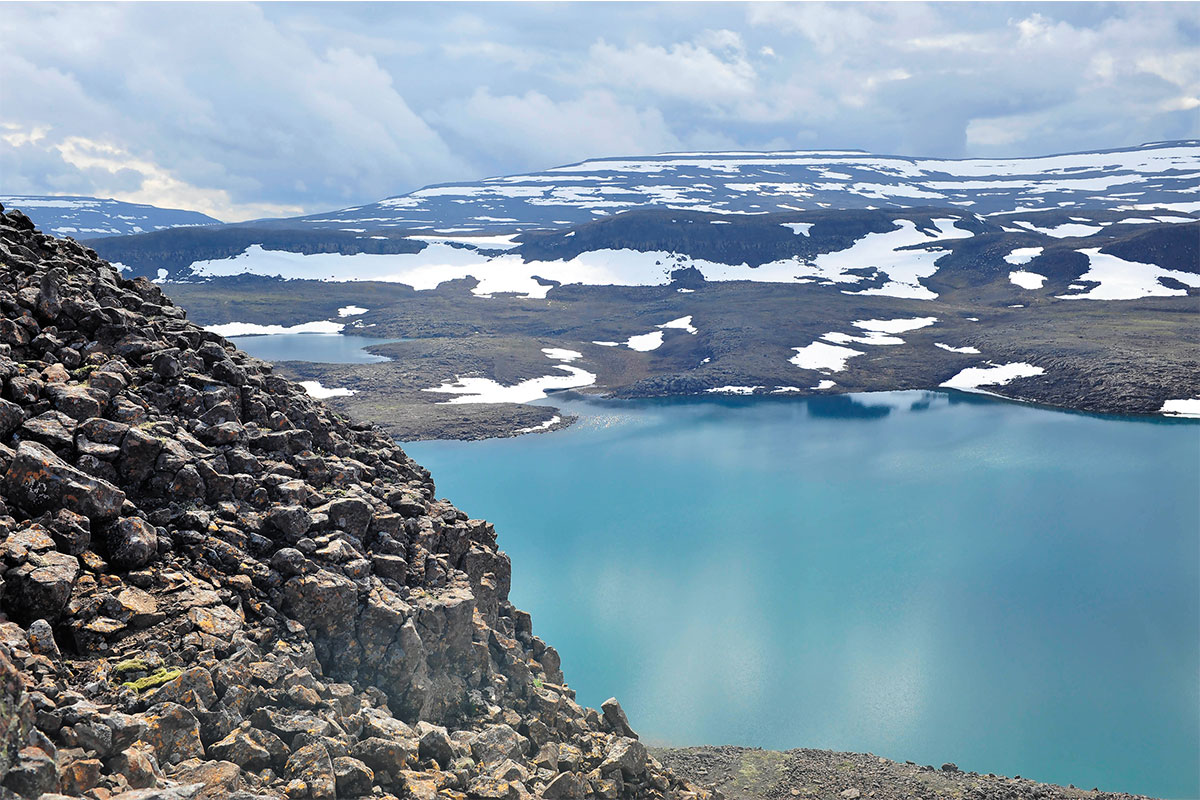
[{"xmin": 584, "ymin": 32, "xmax": 757, "ymax": 102}]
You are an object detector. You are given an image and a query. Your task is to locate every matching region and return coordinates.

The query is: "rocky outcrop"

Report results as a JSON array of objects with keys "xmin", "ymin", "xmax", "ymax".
[{"xmin": 0, "ymin": 206, "xmax": 714, "ymax": 800}]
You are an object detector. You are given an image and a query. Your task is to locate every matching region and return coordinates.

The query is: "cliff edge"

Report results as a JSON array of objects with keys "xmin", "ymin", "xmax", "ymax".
[{"xmin": 0, "ymin": 205, "xmax": 712, "ymax": 800}]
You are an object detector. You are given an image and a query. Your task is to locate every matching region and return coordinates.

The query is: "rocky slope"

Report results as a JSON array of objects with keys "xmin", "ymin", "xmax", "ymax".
[{"xmin": 0, "ymin": 204, "xmax": 714, "ymax": 800}]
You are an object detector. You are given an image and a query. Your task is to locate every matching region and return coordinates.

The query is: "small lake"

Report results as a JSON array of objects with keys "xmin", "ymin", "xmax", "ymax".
[
  {"xmin": 228, "ymin": 333, "xmax": 400, "ymax": 364},
  {"xmin": 405, "ymin": 391, "xmax": 1199, "ymax": 799}
]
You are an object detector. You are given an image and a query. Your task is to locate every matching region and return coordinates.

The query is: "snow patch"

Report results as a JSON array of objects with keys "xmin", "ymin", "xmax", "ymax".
[
  {"xmin": 205, "ymin": 320, "xmax": 344, "ymax": 337},
  {"xmin": 337, "ymin": 305, "xmax": 368, "ymax": 317},
  {"xmin": 790, "ymin": 341, "xmax": 864, "ymax": 372},
  {"xmin": 515, "ymin": 415, "xmax": 562, "ymax": 434},
  {"xmin": 657, "ymin": 316, "xmax": 698, "ymax": 334},
  {"xmin": 1160, "ymin": 399, "xmax": 1200, "ymax": 418},
  {"xmin": 1009, "ymin": 271, "xmax": 1047, "ymax": 290},
  {"xmin": 941, "ymin": 362, "xmax": 1044, "ymax": 391},
  {"xmin": 1003, "ymin": 247, "xmax": 1043, "ymax": 265},
  {"xmin": 782, "ymin": 222, "xmax": 813, "ymax": 236},
  {"xmin": 626, "ymin": 331, "xmax": 665, "ymax": 351},
  {"xmin": 1057, "ymin": 248, "xmax": 1200, "ymax": 300},
  {"xmin": 301, "ymin": 381, "xmax": 357, "ymax": 399},
  {"xmin": 706, "ymin": 386, "xmax": 762, "ymax": 395},
  {"xmin": 935, "ymin": 343, "xmax": 981, "ymax": 354}
]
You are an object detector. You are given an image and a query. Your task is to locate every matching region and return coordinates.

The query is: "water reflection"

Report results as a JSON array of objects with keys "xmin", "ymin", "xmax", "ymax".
[{"xmin": 228, "ymin": 333, "xmax": 404, "ymax": 364}]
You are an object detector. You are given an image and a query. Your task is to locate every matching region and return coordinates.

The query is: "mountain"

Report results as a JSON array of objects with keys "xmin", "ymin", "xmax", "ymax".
[
  {"xmin": 77, "ymin": 144, "xmax": 1200, "ymax": 438},
  {"xmin": 284, "ymin": 140, "xmax": 1200, "ymax": 233},
  {"xmin": 0, "ymin": 196, "xmax": 221, "ymax": 239}
]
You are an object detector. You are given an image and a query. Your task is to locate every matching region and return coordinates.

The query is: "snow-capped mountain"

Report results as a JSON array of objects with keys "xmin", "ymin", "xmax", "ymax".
[
  {"xmin": 289, "ymin": 140, "xmax": 1200, "ymax": 233},
  {"xmin": 0, "ymin": 195, "xmax": 221, "ymax": 238}
]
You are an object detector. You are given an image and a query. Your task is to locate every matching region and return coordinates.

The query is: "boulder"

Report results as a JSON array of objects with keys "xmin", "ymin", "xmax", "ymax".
[
  {"xmin": 140, "ymin": 702, "xmax": 204, "ymax": 765},
  {"xmin": 542, "ymin": 770, "xmax": 583, "ymax": 799},
  {"xmin": 2, "ymin": 746, "xmax": 58, "ymax": 798},
  {"xmin": 333, "ymin": 756, "xmax": 374, "ymax": 797},
  {"xmin": 4, "ymin": 551, "xmax": 79, "ymax": 620},
  {"xmin": 4, "ymin": 441, "xmax": 125, "ymax": 521},
  {"xmin": 470, "ymin": 724, "xmax": 527, "ymax": 765},
  {"xmin": 601, "ymin": 697, "xmax": 638, "ymax": 739},
  {"xmin": 107, "ymin": 516, "xmax": 159, "ymax": 569},
  {"xmin": 285, "ymin": 741, "xmax": 336, "ymax": 800}
]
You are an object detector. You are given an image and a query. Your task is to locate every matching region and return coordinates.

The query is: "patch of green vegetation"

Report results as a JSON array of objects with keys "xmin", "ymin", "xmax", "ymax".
[
  {"xmin": 736, "ymin": 750, "xmax": 789, "ymax": 790},
  {"xmin": 121, "ymin": 667, "xmax": 181, "ymax": 693},
  {"xmin": 109, "ymin": 657, "xmax": 149, "ymax": 680},
  {"xmin": 71, "ymin": 365, "xmax": 96, "ymax": 382},
  {"xmin": 532, "ymin": 678, "xmax": 543, "ymax": 689}
]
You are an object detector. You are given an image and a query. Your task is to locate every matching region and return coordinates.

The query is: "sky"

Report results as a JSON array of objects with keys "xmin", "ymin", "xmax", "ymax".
[{"xmin": 1, "ymin": 2, "xmax": 1197, "ymax": 221}]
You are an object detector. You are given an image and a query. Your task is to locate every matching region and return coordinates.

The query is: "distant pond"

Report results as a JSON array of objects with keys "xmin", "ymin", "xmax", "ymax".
[
  {"xmin": 228, "ymin": 333, "xmax": 401, "ymax": 364},
  {"xmin": 406, "ymin": 391, "xmax": 1199, "ymax": 800}
]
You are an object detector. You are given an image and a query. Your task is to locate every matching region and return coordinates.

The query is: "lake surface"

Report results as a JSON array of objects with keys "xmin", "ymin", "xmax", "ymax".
[
  {"xmin": 405, "ymin": 391, "xmax": 1200, "ymax": 799},
  {"xmin": 228, "ymin": 333, "xmax": 400, "ymax": 363}
]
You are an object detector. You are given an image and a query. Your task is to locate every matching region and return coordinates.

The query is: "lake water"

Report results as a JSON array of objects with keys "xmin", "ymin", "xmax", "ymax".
[
  {"xmin": 228, "ymin": 333, "xmax": 400, "ymax": 363},
  {"xmin": 405, "ymin": 391, "xmax": 1200, "ymax": 799}
]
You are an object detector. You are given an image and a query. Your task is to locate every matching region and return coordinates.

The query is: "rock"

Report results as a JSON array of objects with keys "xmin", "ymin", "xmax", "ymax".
[
  {"xmin": 601, "ymin": 697, "xmax": 637, "ymax": 739},
  {"xmin": 267, "ymin": 505, "xmax": 313, "ymax": 538},
  {"xmin": 4, "ymin": 441, "xmax": 125, "ymax": 521},
  {"xmin": 116, "ymin": 586, "xmax": 163, "ymax": 627},
  {"xmin": 141, "ymin": 702, "xmax": 204, "ymax": 764},
  {"xmin": 416, "ymin": 721, "xmax": 454, "ymax": 768},
  {"xmin": 352, "ymin": 737, "xmax": 414, "ymax": 775},
  {"xmin": 323, "ymin": 496, "xmax": 374, "ymax": 537},
  {"xmin": 4, "ymin": 551, "xmax": 79, "ymax": 620},
  {"xmin": 467, "ymin": 776, "xmax": 516, "ymax": 800},
  {"xmin": 107, "ymin": 516, "xmax": 159, "ymax": 568},
  {"xmin": 601, "ymin": 737, "xmax": 647, "ymax": 778},
  {"xmin": 333, "ymin": 756, "xmax": 374, "ymax": 797},
  {"xmin": 840, "ymin": 789, "xmax": 862, "ymax": 799},
  {"xmin": 542, "ymin": 770, "xmax": 583, "ymax": 799},
  {"xmin": 111, "ymin": 744, "xmax": 163, "ymax": 789},
  {"xmin": 0, "ymin": 398, "xmax": 25, "ymax": 437},
  {"xmin": 27, "ymin": 619, "xmax": 60, "ymax": 658},
  {"xmin": 187, "ymin": 604, "xmax": 243, "ymax": 638},
  {"xmin": 48, "ymin": 508, "xmax": 91, "ymax": 555},
  {"xmin": 172, "ymin": 759, "xmax": 242, "ymax": 799},
  {"xmin": 3, "ymin": 746, "xmax": 58, "ymax": 797},
  {"xmin": 941, "ymin": 762, "xmax": 960, "ymax": 773},
  {"xmin": 271, "ymin": 547, "xmax": 307, "ymax": 577},
  {"xmin": 470, "ymin": 724, "xmax": 527, "ymax": 765},
  {"xmin": 59, "ymin": 756, "xmax": 103, "ymax": 794},
  {"xmin": 208, "ymin": 725, "xmax": 287, "ymax": 770},
  {"xmin": 285, "ymin": 742, "xmax": 336, "ymax": 800}
]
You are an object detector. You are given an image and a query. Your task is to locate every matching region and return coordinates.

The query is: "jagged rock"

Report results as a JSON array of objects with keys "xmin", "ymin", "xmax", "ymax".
[
  {"xmin": 4, "ymin": 441, "xmax": 125, "ymax": 521},
  {"xmin": 0, "ymin": 647, "xmax": 34, "ymax": 780},
  {"xmin": 107, "ymin": 515, "xmax": 159, "ymax": 568},
  {"xmin": 417, "ymin": 721, "xmax": 455, "ymax": 768},
  {"xmin": 470, "ymin": 724, "xmax": 527, "ymax": 765},
  {"xmin": 208, "ymin": 725, "xmax": 287, "ymax": 770},
  {"xmin": 27, "ymin": 619, "xmax": 60, "ymax": 658},
  {"xmin": 601, "ymin": 698, "xmax": 638, "ymax": 739},
  {"xmin": 3, "ymin": 746, "xmax": 59, "ymax": 798},
  {"xmin": 285, "ymin": 741, "xmax": 336, "ymax": 800},
  {"xmin": 4, "ymin": 551, "xmax": 79, "ymax": 620},
  {"xmin": 333, "ymin": 755, "xmax": 374, "ymax": 797},
  {"xmin": 172, "ymin": 759, "xmax": 243, "ymax": 799},
  {"xmin": 110, "ymin": 743, "xmax": 163, "ymax": 789},
  {"xmin": 141, "ymin": 703, "xmax": 204, "ymax": 765},
  {"xmin": 58, "ymin": 755, "xmax": 102, "ymax": 794},
  {"xmin": 352, "ymin": 737, "xmax": 414, "ymax": 775},
  {"xmin": 601, "ymin": 737, "xmax": 648, "ymax": 778},
  {"xmin": 542, "ymin": 770, "xmax": 584, "ymax": 799}
]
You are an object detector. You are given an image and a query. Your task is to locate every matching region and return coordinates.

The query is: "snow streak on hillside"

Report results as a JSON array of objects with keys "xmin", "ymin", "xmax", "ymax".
[{"xmin": 0, "ymin": 196, "xmax": 221, "ymax": 238}]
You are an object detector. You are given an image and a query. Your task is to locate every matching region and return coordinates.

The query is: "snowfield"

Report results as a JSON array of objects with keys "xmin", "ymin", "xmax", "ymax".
[{"xmin": 941, "ymin": 362, "xmax": 1045, "ymax": 391}]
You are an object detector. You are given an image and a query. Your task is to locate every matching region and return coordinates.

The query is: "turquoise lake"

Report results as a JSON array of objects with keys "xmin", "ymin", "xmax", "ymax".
[
  {"xmin": 228, "ymin": 333, "xmax": 400, "ymax": 363},
  {"xmin": 405, "ymin": 391, "xmax": 1200, "ymax": 800}
]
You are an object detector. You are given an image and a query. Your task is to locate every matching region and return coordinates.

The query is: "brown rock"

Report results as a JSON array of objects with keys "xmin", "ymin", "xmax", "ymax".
[
  {"xmin": 141, "ymin": 702, "xmax": 204, "ymax": 765},
  {"xmin": 285, "ymin": 742, "xmax": 336, "ymax": 800},
  {"xmin": 4, "ymin": 441, "xmax": 125, "ymax": 521}
]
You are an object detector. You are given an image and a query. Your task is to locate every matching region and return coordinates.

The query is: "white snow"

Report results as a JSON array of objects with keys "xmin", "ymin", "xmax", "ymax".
[
  {"xmin": 626, "ymin": 331, "xmax": 665, "ymax": 351},
  {"xmin": 706, "ymin": 386, "xmax": 762, "ymax": 395},
  {"xmin": 935, "ymin": 343, "xmax": 981, "ymax": 354},
  {"xmin": 790, "ymin": 341, "xmax": 864, "ymax": 372},
  {"xmin": 1009, "ymin": 271, "xmax": 1047, "ymax": 289},
  {"xmin": 300, "ymin": 381, "xmax": 357, "ymax": 399},
  {"xmin": 154, "ymin": 269, "xmax": 168, "ymax": 283},
  {"xmin": 853, "ymin": 316, "xmax": 938, "ymax": 334},
  {"xmin": 1057, "ymin": 248, "xmax": 1200, "ymax": 300},
  {"xmin": 1013, "ymin": 221, "xmax": 1103, "ymax": 238},
  {"xmin": 426, "ymin": 364, "xmax": 596, "ymax": 405},
  {"xmin": 782, "ymin": 222, "xmax": 814, "ymax": 236},
  {"xmin": 771, "ymin": 386, "xmax": 804, "ymax": 393},
  {"xmin": 515, "ymin": 415, "xmax": 562, "ymax": 434},
  {"xmin": 337, "ymin": 305, "xmax": 369, "ymax": 317},
  {"xmin": 1160, "ymin": 399, "xmax": 1200, "ymax": 418},
  {"xmin": 592, "ymin": 341, "xmax": 619, "ymax": 347},
  {"xmin": 677, "ymin": 287, "xmax": 695, "ymax": 293},
  {"xmin": 657, "ymin": 316, "xmax": 698, "ymax": 334},
  {"xmin": 823, "ymin": 331, "xmax": 904, "ymax": 346},
  {"xmin": 1003, "ymin": 247, "xmax": 1043, "ymax": 265},
  {"xmin": 940, "ymin": 362, "xmax": 1045, "ymax": 391},
  {"xmin": 542, "ymin": 348, "xmax": 583, "ymax": 362},
  {"xmin": 407, "ymin": 233, "xmax": 520, "ymax": 249},
  {"xmin": 811, "ymin": 380, "xmax": 837, "ymax": 390},
  {"xmin": 205, "ymin": 320, "xmax": 344, "ymax": 337},
  {"xmin": 810, "ymin": 219, "xmax": 973, "ymax": 299}
]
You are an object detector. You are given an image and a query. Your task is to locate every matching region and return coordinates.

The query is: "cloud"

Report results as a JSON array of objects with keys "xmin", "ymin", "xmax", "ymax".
[
  {"xmin": 0, "ymin": 2, "xmax": 1196, "ymax": 215},
  {"xmin": 431, "ymin": 89, "xmax": 682, "ymax": 171},
  {"xmin": 583, "ymin": 31, "xmax": 757, "ymax": 103}
]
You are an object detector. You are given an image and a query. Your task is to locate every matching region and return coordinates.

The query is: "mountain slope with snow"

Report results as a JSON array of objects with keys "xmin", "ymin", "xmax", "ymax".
[
  {"xmin": 287, "ymin": 140, "xmax": 1200, "ymax": 233},
  {"xmin": 0, "ymin": 195, "xmax": 221, "ymax": 238}
]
